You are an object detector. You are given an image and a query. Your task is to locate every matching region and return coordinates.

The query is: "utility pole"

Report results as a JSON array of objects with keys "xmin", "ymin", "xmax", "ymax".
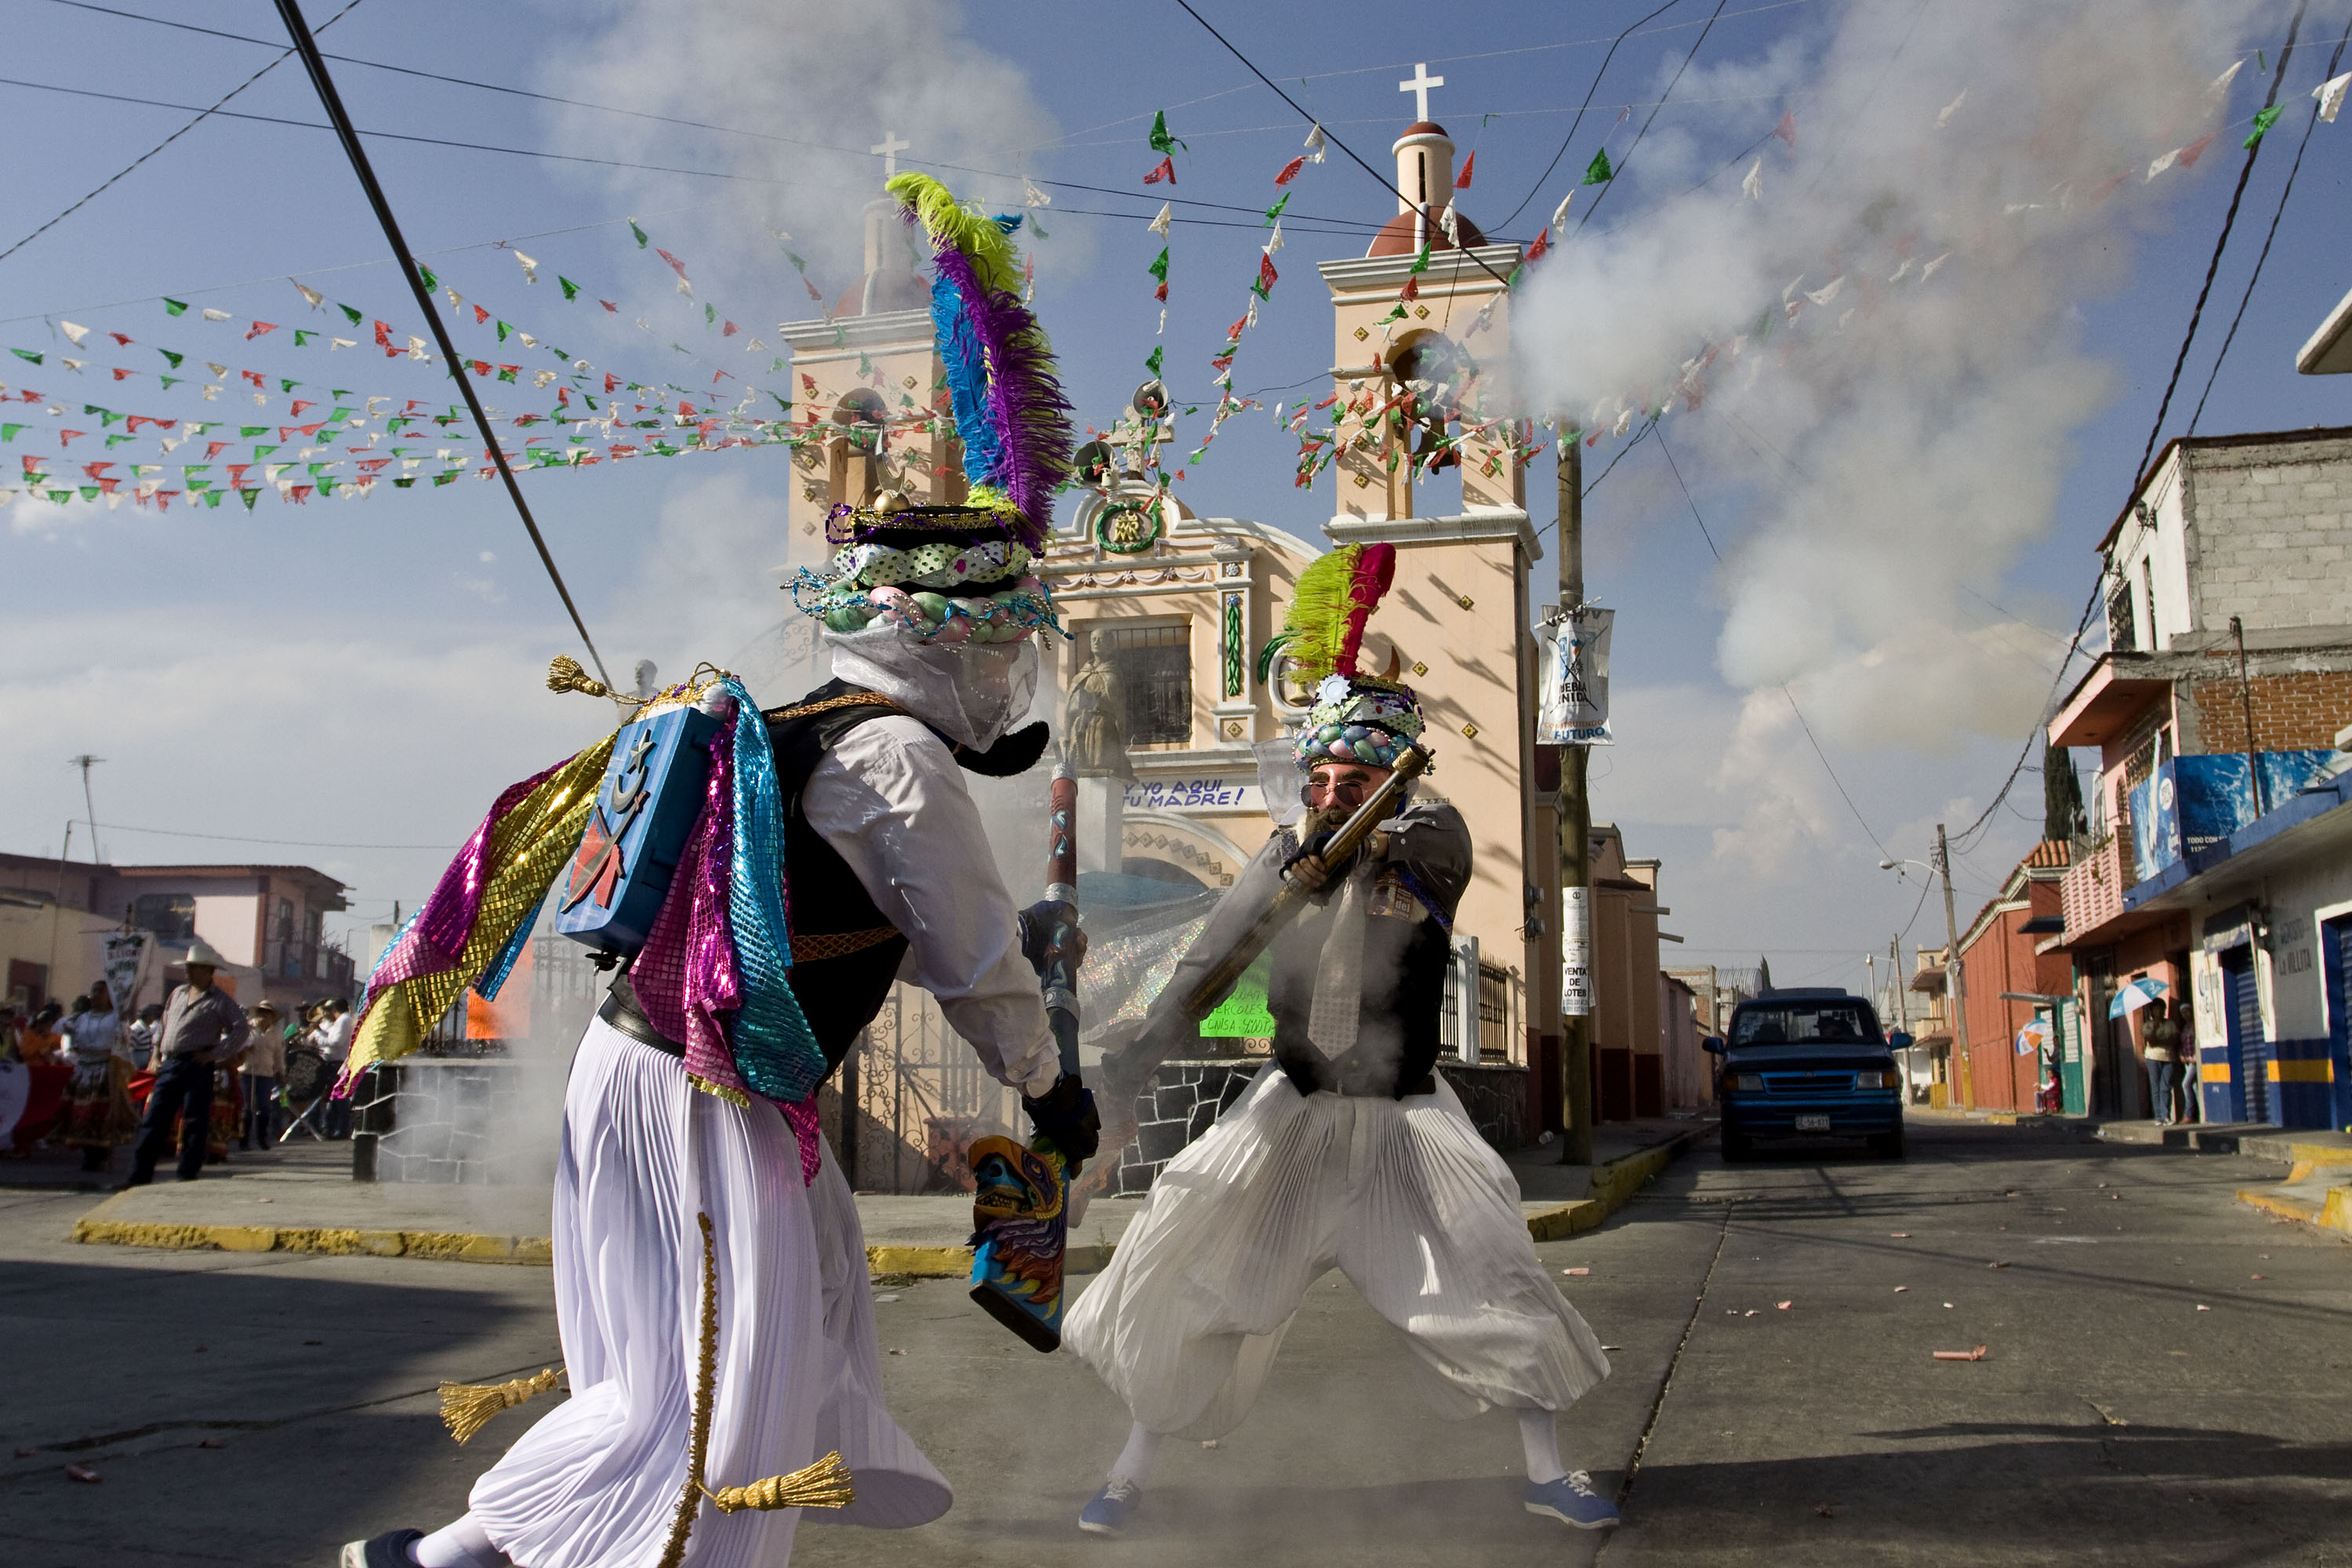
[
  {"xmin": 1557, "ymin": 446, "xmax": 1594, "ymax": 1165},
  {"xmin": 1890, "ymin": 931, "xmax": 1911, "ymax": 1091},
  {"xmin": 1935, "ymin": 822, "xmax": 1973, "ymax": 1109},
  {"xmin": 46, "ymin": 820, "xmax": 73, "ymax": 1005},
  {"xmin": 67, "ymin": 755, "xmax": 104, "ymax": 863}
]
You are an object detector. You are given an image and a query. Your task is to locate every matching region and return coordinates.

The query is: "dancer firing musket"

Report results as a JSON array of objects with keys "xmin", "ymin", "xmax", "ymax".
[{"xmin": 1064, "ymin": 543, "xmax": 1619, "ymax": 1537}]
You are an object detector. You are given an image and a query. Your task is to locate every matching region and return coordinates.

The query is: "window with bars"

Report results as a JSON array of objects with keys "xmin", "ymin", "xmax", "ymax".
[{"xmin": 1096, "ymin": 622, "xmax": 1192, "ymax": 746}]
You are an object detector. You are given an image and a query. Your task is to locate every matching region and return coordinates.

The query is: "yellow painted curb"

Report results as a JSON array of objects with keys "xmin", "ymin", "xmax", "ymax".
[
  {"xmin": 865, "ymin": 1240, "xmax": 1120, "ymax": 1279},
  {"xmin": 72, "ymin": 1215, "xmax": 553, "ymax": 1265},
  {"xmin": 1526, "ymin": 1126, "xmax": 1712, "ymax": 1243},
  {"xmin": 2236, "ymin": 1186, "xmax": 2321, "ymax": 1225},
  {"xmin": 2322, "ymin": 1187, "xmax": 2352, "ymax": 1236}
]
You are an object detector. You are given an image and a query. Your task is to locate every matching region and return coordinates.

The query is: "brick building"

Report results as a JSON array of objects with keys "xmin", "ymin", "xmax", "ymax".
[
  {"xmin": 1953, "ymin": 841, "xmax": 2074, "ymax": 1112},
  {"xmin": 2048, "ymin": 426, "xmax": 2352, "ymax": 1125}
]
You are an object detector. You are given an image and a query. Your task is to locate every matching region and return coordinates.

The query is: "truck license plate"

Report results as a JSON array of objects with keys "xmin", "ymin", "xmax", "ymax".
[{"xmin": 1795, "ymin": 1114, "xmax": 1831, "ymax": 1132}]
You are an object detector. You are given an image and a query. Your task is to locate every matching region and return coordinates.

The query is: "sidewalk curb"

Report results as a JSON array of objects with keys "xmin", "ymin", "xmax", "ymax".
[
  {"xmin": 70, "ymin": 1124, "xmax": 1721, "ymax": 1275},
  {"xmin": 1526, "ymin": 1122, "xmax": 1718, "ymax": 1244}
]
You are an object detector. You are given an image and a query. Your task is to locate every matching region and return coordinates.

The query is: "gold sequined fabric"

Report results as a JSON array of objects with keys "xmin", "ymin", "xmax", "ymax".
[{"xmin": 347, "ymin": 735, "xmax": 617, "ymax": 1079}]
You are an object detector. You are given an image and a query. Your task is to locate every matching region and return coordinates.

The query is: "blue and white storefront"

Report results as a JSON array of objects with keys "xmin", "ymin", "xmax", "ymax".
[{"xmin": 2122, "ymin": 756, "xmax": 2352, "ymax": 1130}]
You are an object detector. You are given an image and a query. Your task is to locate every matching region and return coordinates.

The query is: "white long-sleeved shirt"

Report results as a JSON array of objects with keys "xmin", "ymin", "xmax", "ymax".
[{"xmin": 801, "ymin": 715, "xmax": 1058, "ymax": 1097}]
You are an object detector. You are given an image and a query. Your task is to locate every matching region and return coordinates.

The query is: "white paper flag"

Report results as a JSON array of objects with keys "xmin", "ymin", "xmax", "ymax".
[
  {"xmin": 291, "ymin": 279, "xmax": 324, "ymax": 310},
  {"xmin": 1805, "ymin": 275, "xmax": 1845, "ymax": 307},
  {"xmin": 1551, "ymin": 191, "xmax": 1574, "ymax": 231},
  {"xmin": 2317, "ymin": 71, "xmax": 2350, "ymax": 122},
  {"xmin": 1304, "ymin": 122, "xmax": 1327, "ymax": 162},
  {"xmin": 515, "ymin": 250, "xmax": 539, "ymax": 283},
  {"xmin": 1741, "ymin": 157, "xmax": 1763, "ymax": 201},
  {"xmin": 1936, "ymin": 89, "xmax": 1967, "ymax": 128},
  {"xmin": 1149, "ymin": 202, "xmax": 1172, "ymax": 235},
  {"xmin": 59, "ymin": 321, "xmax": 89, "ymax": 346},
  {"xmin": 202, "ymin": 308, "xmax": 230, "ymax": 322}
]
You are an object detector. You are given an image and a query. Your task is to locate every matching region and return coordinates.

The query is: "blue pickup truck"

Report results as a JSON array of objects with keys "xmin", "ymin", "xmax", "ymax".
[{"xmin": 1705, "ymin": 988, "xmax": 1910, "ymax": 1161}]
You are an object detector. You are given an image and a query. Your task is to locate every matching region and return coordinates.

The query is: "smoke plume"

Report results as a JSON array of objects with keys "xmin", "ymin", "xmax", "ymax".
[{"xmin": 1512, "ymin": 0, "xmax": 2275, "ymax": 754}]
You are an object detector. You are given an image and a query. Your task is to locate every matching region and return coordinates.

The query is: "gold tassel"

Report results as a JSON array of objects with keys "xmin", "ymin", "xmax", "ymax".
[
  {"xmin": 546, "ymin": 655, "xmax": 612, "ymax": 701},
  {"xmin": 703, "ymin": 1452, "xmax": 856, "ymax": 1513},
  {"xmin": 656, "ymin": 1214, "xmax": 723, "ymax": 1568},
  {"xmin": 437, "ymin": 1367, "xmax": 562, "ymax": 1444}
]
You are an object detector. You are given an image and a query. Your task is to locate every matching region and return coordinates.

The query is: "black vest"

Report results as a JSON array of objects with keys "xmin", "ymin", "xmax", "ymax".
[{"xmin": 764, "ymin": 681, "xmax": 919, "ymax": 1076}]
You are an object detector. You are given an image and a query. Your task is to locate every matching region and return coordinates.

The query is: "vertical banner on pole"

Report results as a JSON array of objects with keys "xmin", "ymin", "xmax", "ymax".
[
  {"xmin": 1562, "ymin": 884, "xmax": 1593, "ymax": 1018},
  {"xmin": 1541, "ymin": 607, "xmax": 1615, "ymax": 746}
]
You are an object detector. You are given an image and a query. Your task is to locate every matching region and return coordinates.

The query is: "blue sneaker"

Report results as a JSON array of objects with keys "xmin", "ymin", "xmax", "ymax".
[
  {"xmin": 1526, "ymin": 1471, "xmax": 1620, "ymax": 1529},
  {"xmin": 1078, "ymin": 1477, "xmax": 1142, "ymax": 1536}
]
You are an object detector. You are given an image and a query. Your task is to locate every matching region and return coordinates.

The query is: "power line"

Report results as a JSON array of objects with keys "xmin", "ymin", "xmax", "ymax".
[
  {"xmin": 0, "ymin": 0, "xmax": 365, "ymax": 267},
  {"xmin": 1492, "ymin": 0, "xmax": 1686, "ymax": 230},
  {"xmin": 2187, "ymin": 25, "xmax": 2350, "ymax": 434},
  {"xmin": 2132, "ymin": 0, "xmax": 2309, "ymax": 480},
  {"xmin": 1653, "ymin": 427, "xmax": 1893, "ymax": 861},
  {"xmin": 1573, "ymin": 0, "xmax": 1732, "ymax": 236},
  {"xmin": 90, "ymin": 821, "xmax": 454, "ymax": 851},
  {"xmin": 273, "ymin": 0, "xmax": 612, "ymax": 689}
]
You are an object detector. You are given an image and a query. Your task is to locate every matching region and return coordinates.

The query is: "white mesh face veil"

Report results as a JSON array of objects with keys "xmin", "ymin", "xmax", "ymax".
[{"xmin": 825, "ymin": 625, "xmax": 1040, "ymax": 750}]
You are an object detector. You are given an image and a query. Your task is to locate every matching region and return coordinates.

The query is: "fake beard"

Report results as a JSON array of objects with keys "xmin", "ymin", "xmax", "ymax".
[{"xmin": 825, "ymin": 623, "xmax": 1040, "ymax": 750}]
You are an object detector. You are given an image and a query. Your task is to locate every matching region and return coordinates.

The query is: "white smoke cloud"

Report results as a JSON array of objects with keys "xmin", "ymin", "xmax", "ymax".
[
  {"xmin": 535, "ymin": 0, "xmax": 1069, "ymax": 291},
  {"xmin": 1513, "ymin": 0, "xmax": 2274, "ymax": 752}
]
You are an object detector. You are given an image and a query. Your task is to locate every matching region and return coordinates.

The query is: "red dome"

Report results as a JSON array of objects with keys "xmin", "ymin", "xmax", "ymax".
[{"xmin": 1367, "ymin": 206, "xmax": 1488, "ymax": 258}]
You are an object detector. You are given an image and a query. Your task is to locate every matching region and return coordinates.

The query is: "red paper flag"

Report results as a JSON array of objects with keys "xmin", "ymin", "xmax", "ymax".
[
  {"xmin": 1526, "ymin": 227, "xmax": 1550, "ymax": 262},
  {"xmin": 1258, "ymin": 254, "xmax": 1279, "ymax": 292},
  {"xmin": 600, "ymin": 299, "xmax": 619, "ymax": 314},
  {"xmin": 1274, "ymin": 155, "xmax": 1306, "ymax": 186},
  {"xmin": 473, "ymin": 304, "xmax": 491, "ymax": 325},
  {"xmin": 108, "ymin": 332, "xmax": 132, "ymax": 347},
  {"xmin": 469, "ymin": 360, "xmax": 492, "ymax": 376},
  {"xmin": 82, "ymin": 461, "xmax": 113, "ymax": 479},
  {"xmin": 227, "ymin": 464, "xmax": 250, "ymax": 486},
  {"xmin": 58, "ymin": 430, "xmax": 84, "ymax": 446},
  {"xmin": 291, "ymin": 400, "xmax": 315, "ymax": 417},
  {"xmin": 1773, "ymin": 111, "xmax": 1797, "ymax": 151},
  {"xmin": 603, "ymin": 373, "xmax": 619, "ymax": 394},
  {"xmin": 1399, "ymin": 275, "xmax": 1421, "ymax": 302},
  {"xmin": 205, "ymin": 441, "xmax": 228, "ymax": 459},
  {"xmin": 1143, "ymin": 155, "xmax": 1177, "ymax": 185},
  {"xmin": 247, "ymin": 321, "xmax": 278, "ymax": 341},
  {"xmin": 655, "ymin": 248, "xmax": 691, "ymax": 284},
  {"xmin": 1455, "ymin": 150, "xmax": 1475, "ymax": 189},
  {"xmin": 2176, "ymin": 132, "xmax": 2217, "ymax": 169},
  {"xmin": 289, "ymin": 485, "xmax": 313, "ymax": 503},
  {"xmin": 1155, "ymin": 281, "xmax": 1169, "ymax": 303},
  {"xmin": 374, "ymin": 321, "xmax": 397, "ymax": 356},
  {"xmin": 721, "ymin": 320, "xmax": 739, "ymax": 337},
  {"xmin": 111, "ymin": 368, "xmax": 134, "ymax": 381}
]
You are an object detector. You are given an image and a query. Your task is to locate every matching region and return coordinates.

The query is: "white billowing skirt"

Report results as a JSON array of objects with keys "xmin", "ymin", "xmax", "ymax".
[
  {"xmin": 1064, "ymin": 1066, "xmax": 1610, "ymax": 1439},
  {"xmin": 467, "ymin": 1018, "xmax": 949, "ymax": 1568}
]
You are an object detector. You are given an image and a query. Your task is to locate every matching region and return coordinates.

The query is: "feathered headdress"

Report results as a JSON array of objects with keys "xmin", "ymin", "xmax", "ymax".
[
  {"xmin": 887, "ymin": 171, "xmax": 1073, "ymax": 543},
  {"xmin": 1260, "ymin": 543, "xmax": 1426, "ymax": 769}
]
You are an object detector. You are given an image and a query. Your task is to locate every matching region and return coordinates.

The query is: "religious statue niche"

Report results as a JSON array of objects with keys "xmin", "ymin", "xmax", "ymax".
[
  {"xmin": 553, "ymin": 703, "xmax": 723, "ymax": 956},
  {"xmin": 1065, "ymin": 649, "xmax": 1136, "ymax": 782}
]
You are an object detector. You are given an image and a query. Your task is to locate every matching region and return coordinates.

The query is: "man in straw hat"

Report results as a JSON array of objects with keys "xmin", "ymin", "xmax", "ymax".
[
  {"xmin": 125, "ymin": 938, "xmax": 249, "ymax": 1185},
  {"xmin": 1064, "ymin": 543, "xmax": 1619, "ymax": 1537}
]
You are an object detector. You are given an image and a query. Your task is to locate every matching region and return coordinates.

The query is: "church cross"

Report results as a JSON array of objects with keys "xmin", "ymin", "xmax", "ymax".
[
  {"xmin": 1399, "ymin": 63, "xmax": 1445, "ymax": 122},
  {"xmin": 869, "ymin": 130, "xmax": 910, "ymax": 179}
]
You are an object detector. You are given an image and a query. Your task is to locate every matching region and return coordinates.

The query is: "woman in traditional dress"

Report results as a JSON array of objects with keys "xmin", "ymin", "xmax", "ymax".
[{"xmin": 62, "ymin": 982, "xmax": 137, "ymax": 1174}]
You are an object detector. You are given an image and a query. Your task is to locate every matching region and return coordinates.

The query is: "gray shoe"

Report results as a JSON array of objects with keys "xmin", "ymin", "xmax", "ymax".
[{"xmin": 341, "ymin": 1530, "xmax": 422, "ymax": 1568}]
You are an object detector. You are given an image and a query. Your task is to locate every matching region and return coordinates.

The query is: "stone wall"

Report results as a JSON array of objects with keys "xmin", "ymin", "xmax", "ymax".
[{"xmin": 1106, "ymin": 1056, "xmax": 1530, "ymax": 1196}]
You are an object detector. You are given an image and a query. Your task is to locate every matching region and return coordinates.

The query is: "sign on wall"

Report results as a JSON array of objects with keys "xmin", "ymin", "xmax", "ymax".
[
  {"xmin": 1562, "ymin": 884, "xmax": 1593, "ymax": 1017},
  {"xmin": 1123, "ymin": 776, "xmax": 1265, "ymax": 814}
]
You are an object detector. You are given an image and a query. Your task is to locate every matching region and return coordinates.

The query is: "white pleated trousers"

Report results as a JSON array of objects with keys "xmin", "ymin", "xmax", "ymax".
[
  {"xmin": 1064, "ymin": 1065, "xmax": 1611, "ymax": 1439},
  {"xmin": 467, "ymin": 1018, "xmax": 949, "ymax": 1568}
]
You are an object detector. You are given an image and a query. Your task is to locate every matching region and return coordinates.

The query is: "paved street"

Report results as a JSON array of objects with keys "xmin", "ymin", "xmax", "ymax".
[{"xmin": 5, "ymin": 1117, "xmax": 2350, "ymax": 1566}]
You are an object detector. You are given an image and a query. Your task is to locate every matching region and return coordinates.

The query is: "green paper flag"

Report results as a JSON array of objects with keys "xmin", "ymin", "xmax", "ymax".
[
  {"xmin": 1145, "ymin": 345, "xmax": 1163, "ymax": 376},
  {"xmin": 163, "ymin": 299, "xmax": 188, "ymax": 317},
  {"xmin": 252, "ymin": 445, "xmax": 278, "ymax": 459},
  {"xmin": 158, "ymin": 349, "xmax": 183, "ymax": 369},
  {"xmin": 294, "ymin": 331, "xmax": 316, "ymax": 347},
  {"xmin": 1149, "ymin": 110, "xmax": 1186, "ymax": 154},
  {"xmin": 79, "ymin": 486, "xmax": 98, "ymax": 502},
  {"xmin": 241, "ymin": 426, "xmax": 267, "ymax": 437},
  {"xmin": 497, "ymin": 367, "xmax": 518, "ymax": 383},
  {"xmin": 705, "ymin": 303, "xmax": 717, "ymax": 326},
  {"xmin": 281, "ymin": 379, "xmax": 299, "ymax": 394},
  {"xmin": 105, "ymin": 433, "xmax": 134, "ymax": 448},
  {"xmin": 1583, "ymin": 148, "xmax": 1614, "ymax": 184},
  {"xmin": 858, "ymin": 351, "xmax": 874, "ymax": 376},
  {"xmin": 394, "ymin": 476, "xmax": 415, "ymax": 488},
  {"xmin": 785, "ymin": 250, "xmax": 808, "ymax": 273},
  {"xmin": 630, "ymin": 220, "xmax": 649, "ymax": 249},
  {"xmin": 1410, "ymin": 244, "xmax": 1431, "ymax": 274},
  {"xmin": 2244, "ymin": 103, "xmax": 2283, "ymax": 147},
  {"xmin": 339, "ymin": 303, "xmax": 363, "ymax": 325},
  {"xmin": 496, "ymin": 321, "xmax": 512, "ymax": 343},
  {"xmin": 1265, "ymin": 191, "xmax": 1290, "ymax": 225},
  {"xmin": 160, "ymin": 376, "xmax": 181, "ymax": 390},
  {"xmin": 559, "ymin": 277, "xmax": 580, "ymax": 301},
  {"xmin": 240, "ymin": 488, "xmax": 259, "ymax": 510},
  {"xmin": 11, "ymin": 348, "xmax": 42, "ymax": 365},
  {"xmin": 0, "ymin": 424, "xmax": 19, "ymax": 441},
  {"xmin": 418, "ymin": 267, "xmax": 438, "ymax": 292},
  {"xmin": 202, "ymin": 490, "xmax": 222, "ymax": 509},
  {"xmin": 1148, "ymin": 247, "xmax": 1171, "ymax": 282}
]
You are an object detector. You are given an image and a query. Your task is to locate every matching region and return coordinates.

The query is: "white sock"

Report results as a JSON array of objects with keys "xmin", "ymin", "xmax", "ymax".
[
  {"xmin": 1519, "ymin": 1409, "xmax": 1566, "ymax": 1485},
  {"xmin": 1109, "ymin": 1421, "xmax": 1163, "ymax": 1487},
  {"xmin": 411, "ymin": 1516, "xmax": 505, "ymax": 1568}
]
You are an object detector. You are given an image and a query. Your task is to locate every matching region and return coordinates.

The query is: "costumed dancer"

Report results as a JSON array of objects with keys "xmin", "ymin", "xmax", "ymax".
[
  {"xmin": 1062, "ymin": 544, "xmax": 1620, "ymax": 1535},
  {"xmin": 342, "ymin": 171, "xmax": 1097, "ymax": 1568}
]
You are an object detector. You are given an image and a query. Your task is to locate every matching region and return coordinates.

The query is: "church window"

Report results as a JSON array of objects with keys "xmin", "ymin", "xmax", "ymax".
[{"xmin": 1095, "ymin": 622, "xmax": 1192, "ymax": 746}]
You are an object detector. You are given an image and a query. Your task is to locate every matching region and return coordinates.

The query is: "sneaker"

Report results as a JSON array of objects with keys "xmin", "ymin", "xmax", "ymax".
[
  {"xmin": 1078, "ymin": 1478, "xmax": 1142, "ymax": 1537},
  {"xmin": 1525, "ymin": 1471, "xmax": 1620, "ymax": 1530},
  {"xmin": 339, "ymin": 1529, "xmax": 423, "ymax": 1568}
]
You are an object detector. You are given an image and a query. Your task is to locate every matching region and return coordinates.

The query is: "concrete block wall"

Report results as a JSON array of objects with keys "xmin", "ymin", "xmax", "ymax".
[{"xmin": 2187, "ymin": 440, "xmax": 2352, "ymax": 632}]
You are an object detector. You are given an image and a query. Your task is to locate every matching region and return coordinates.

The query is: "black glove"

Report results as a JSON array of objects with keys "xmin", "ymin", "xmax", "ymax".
[
  {"xmin": 1016, "ymin": 900, "xmax": 1087, "ymax": 977},
  {"xmin": 1282, "ymin": 805, "xmax": 1359, "ymax": 881},
  {"xmin": 1022, "ymin": 1072, "xmax": 1101, "ymax": 1174}
]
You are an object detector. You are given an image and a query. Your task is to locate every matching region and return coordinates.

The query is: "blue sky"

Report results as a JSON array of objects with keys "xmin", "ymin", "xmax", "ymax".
[{"xmin": 2, "ymin": 0, "xmax": 2347, "ymax": 996}]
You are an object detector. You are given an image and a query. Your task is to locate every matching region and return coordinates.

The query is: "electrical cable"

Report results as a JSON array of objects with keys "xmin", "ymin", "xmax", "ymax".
[
  {"xmin": 1653, "ymin": 427, "xmax": 1893, "ymax": 861},
  {"xmin": 2132, "ymin": 0, "xmax": 2308, "ymax": 482},
  {"xmin": 0, "ymin": 0, "xmax": 365, "ymax": 267},
  {"xmin": 271, "ymin": 0, "xmax": 612, "ymax": 689},
  {"xmin": 1492, "ymin": 0, "xmax": 1686, "ymax": 230},
  {"xmin": 2187, "ymin": 24, "xmax": 2350, "ymax": 434},
  {"xmin": 89, "ymin": 821, "xmax": 455, "ymax": 851},
  {"xmin": 1534, "ymin": 418, "xmax": 1657, "ymax": 543},
  {"xmin": 1573, "ymin": 0, "xmax": 1732, "ymax": 236}
]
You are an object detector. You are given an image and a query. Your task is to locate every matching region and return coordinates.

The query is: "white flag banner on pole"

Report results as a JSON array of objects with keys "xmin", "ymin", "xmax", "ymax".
[{"xmin": 1541, "ymin": 606, "xmax": 1615, "ymax": 745}]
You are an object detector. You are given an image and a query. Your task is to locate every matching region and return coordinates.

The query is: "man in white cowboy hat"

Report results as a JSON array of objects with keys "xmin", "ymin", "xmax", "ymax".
[{"xmin": 125, "ymin": 938, "xmax": 250, "ymax": 1185}]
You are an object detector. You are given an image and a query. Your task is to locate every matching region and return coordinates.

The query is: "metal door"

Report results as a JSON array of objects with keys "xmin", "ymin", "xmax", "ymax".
[{"xmin": 2222, "ymin": 949, "xmax": 2271, "ymax": 1125}]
